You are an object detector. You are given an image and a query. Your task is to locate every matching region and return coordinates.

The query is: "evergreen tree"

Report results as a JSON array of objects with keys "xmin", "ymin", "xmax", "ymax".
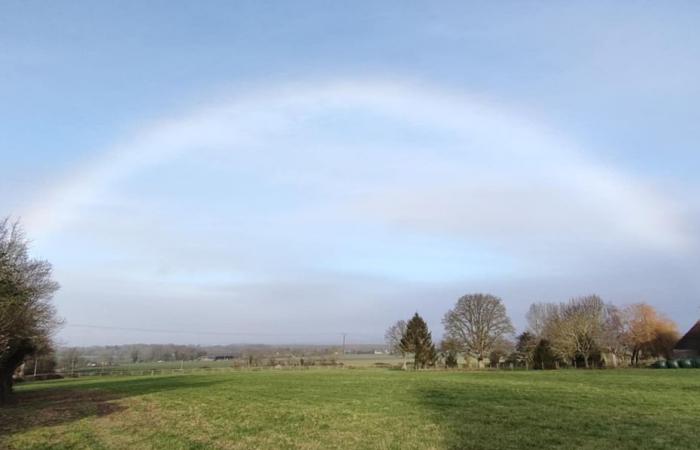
[
  {"xmin": 400, "ymin": 313, "xmax": 437, "ymax": 369},
  {"xmin": 515, "ymin": 331, "xmax": 538, "ymax": 369}
]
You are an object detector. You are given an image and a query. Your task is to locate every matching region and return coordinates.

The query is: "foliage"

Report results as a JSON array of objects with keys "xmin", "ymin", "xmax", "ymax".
[
  {"xmin": 439, "ymin": 339, "xmax": 460, "ymax": 368},
  {"xmin": 621, "ymin": 303, "xmax": 680, "ymax": 365},
  {"xmin": 400, "ymin": 313, "xmax": 437, "ymax": 369},
  {"xmin": 0, "ymin": 219, "xmax": 60, "ymax": 403},
  {"xmin": 532, "ymin": 339, "xmax": 559, "ymax": 370},
  {"xmin": 20, "ymin": 353, "xmax": 57, "ymax": 378},
  {"xmin": 488, "ymin": 338, "xmax": 514, "ymax": 368},
  {"xmin": 514, "ymin": 332, "xmax": 538, "ymax": 369}
]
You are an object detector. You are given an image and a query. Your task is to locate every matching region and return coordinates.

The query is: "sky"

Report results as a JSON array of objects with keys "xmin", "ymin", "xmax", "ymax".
[{"xmin": 2, "ymin": 1, "xmax": 700, "ymax": 346}]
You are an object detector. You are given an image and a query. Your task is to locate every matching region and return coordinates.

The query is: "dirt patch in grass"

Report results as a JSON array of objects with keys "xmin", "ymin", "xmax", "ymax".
[{"xmin": 0, "ymin": 388, "xmax": 125, "ymax": 436}]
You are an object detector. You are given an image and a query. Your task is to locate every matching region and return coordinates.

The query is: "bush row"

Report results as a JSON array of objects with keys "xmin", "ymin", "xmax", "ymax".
[{"xmin": 651, "ymin": 358, "xmax": 700, "ymax": 369}]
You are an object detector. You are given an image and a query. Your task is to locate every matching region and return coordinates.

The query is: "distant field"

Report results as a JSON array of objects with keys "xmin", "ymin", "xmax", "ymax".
[
  {"xmin": 60, "ymin": 354, "xmax": 406, "ymax": 377},
  {"xmin": 2, "ymin": 369, "xmax": 699, "ymax": 449}
]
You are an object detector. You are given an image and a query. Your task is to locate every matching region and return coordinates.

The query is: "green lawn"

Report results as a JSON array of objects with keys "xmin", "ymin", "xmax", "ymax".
[{"xmin": 1, "ymin": 369, "xmax": 698, "ymax": 449}]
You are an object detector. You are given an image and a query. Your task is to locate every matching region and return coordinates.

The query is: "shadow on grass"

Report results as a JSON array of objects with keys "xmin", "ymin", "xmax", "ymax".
[
  {"xmin": 418, "ymin": 387, "xmax": 476, "ymax": 450},
  {"xmin": 415, "ymin": 378, "xmax": 653, "ymax": 450},
  {"xmin": 416, "ymin": 383, "xmax": 546, "ymax": 450},
  {"xmin": 0, "ymin": 376, "xmax": 228, "ymax": 438}
]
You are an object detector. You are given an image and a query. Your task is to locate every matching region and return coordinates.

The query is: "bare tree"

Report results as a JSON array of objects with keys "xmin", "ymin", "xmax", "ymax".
[
  {"xmin": 566, "ymin": 296, "xmax": 604, "ymax": 368},
  {"xmin": 543, "ymin": 303, "xmax": 577, "ymax": 365},
  {"xmin": 544, "ymin": 295, "xmax": 612, "ymax": 368},
  {"xmin": 526, "ymin": 302, "xmax": 558, "ymax": 338},
  {"xmin": 443, "ymin": 293, "xmax": 514, "ymax": 368},
  {"xmin": 0, "ymin": 219, "xmax": 60, "ymax": 403},
  {"xmin": 599, "ymin": 305, "xmax": 625, "ymax": 367},
  {"xmin": 62, "ymin": 347, "xmax": 82, "ymax": 375},
  {"xmin": 385, "ymin": 320, "xmax": 407, "ymax": 369}
]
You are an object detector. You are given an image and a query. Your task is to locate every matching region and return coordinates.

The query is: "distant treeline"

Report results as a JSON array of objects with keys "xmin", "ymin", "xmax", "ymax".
[
  {"xmin": 44, "ymin": 343, "xmax": 383, "ymax": 373},
  {"xmin": 387, "ymin": 294, "xmax": 679, "ymax": 370}
]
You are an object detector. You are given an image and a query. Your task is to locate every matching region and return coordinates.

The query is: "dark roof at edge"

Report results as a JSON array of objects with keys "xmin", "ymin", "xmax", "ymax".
[{"xmin": 674, "ymin": 321, "xmax": 700, "ymax": 350}]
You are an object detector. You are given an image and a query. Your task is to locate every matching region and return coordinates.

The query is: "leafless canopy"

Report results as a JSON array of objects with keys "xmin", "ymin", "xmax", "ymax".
[
  {"xmin": 442, "ymin": 293, "xmax": 514, "ymax": 364},
  {"xmin": 384, "ymin": 320, "xmax": 407, "ymax": 355}
]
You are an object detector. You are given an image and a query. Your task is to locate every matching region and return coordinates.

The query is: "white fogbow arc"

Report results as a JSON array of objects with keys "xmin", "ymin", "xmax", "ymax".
[{"xmin": 22, "ymin": 78, "xmax": 689, "ymax": 253}]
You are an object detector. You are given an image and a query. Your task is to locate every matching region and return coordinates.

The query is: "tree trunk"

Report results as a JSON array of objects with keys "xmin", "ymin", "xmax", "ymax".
[
  {"xmin": 0, "ymin": 339, "xmax": 35, "ymax": 405},
  {"xmin": 0, "ymin": 366, "xmax": 15, "ymax": 405}
]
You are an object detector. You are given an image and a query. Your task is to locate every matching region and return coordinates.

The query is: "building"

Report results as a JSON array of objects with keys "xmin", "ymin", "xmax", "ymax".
[{"xmin": 673, "ymin": 321, "xmax": 700, "ymax": 358}]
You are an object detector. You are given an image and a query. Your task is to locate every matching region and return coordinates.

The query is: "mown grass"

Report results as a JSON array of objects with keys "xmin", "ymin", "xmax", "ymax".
[{"xmin": 1, "ymin": 369, "xmax": 699, "ymax": 449}]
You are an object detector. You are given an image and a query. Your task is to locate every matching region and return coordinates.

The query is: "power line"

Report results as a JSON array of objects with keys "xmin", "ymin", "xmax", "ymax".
[{"xmin": 65, "ymin": 323, "xmax": 379, "ymax": 340}]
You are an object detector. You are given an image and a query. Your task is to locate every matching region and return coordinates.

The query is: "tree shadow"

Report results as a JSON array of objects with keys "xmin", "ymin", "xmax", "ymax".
[
  {"xmin": 0, "ymin": 375, "xmax": 229, "ymax": 439},
  {"xmin": 414, "ymin": 376, "xmax": 679, "ymax": 450},
  {"xmin": 415, "ymin": 381, "xmax": 573, "ymax": 450},
  {"xmin": 418, "ymin": 386, "xmax": 477, "ymax": 450}
]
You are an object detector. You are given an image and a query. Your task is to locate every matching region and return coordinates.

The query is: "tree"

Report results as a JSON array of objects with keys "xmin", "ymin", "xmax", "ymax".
[
  {"xmin": 130, "ymin": 348, "xmax": 140, "ymax": 363},
  {"xmin": 599, "ymin": 305, "xmax": 625, "ymax": 367},
  {"xmin": 526, "ymin": 303, "xmax": 558, "ymax": 338},
  {"xmin": 562, "ymin": 295, "xmax": 606, "ymax": 368},
  {"xmin": 515, "ymin": 331, "xmax": 538, "ymax": 369},
  {"xmin": 443, "ymin": 293, "xmax": 515, "ymax": 368},
  {"xmin": 650, "ymin": 327, "xmax": 679, "ymax": 360},
  {"xmin": 439, "ymin": 338, "xmax": 460, "ymax": 369},
  {"xmin": 621, "ymin": 303, "xmax": 679, "ymax": 365},
  {"xmin": 385, "ymin": 320, "xmax": 408, "ymax": 369},
  {"xmin": 0, "ymin": 219, "xmax": 60, "ymax": 403},
  {"xmin": 400, "ymin": 313, "xmax": 436, "ymax": 369},
  {"xmin": 543, "ymin": 303, "xmax": 578, "ymax": 366},
  {"xmin": 541, "ymin": 295, "xmax": 614, "ymax": 368},
  {"xmin": 533, "ymin": 339, "xmax": 558, "ymax": 370},
  {"xmin": 22, "ymin": 352, "xmax": 57, "ymax": 379},
  {"xmin": 488, "ymin": 338, "xmax": 514, "ymax": 368},
  {"xmin": 61, "ymin": 347, "xmax": 82, "ymax": 375}
]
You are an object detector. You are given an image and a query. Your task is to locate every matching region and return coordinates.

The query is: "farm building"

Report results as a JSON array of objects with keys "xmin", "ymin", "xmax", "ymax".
[{"xmin": 673, "ymin": 321, "xmax": 700, "ymax": 358}]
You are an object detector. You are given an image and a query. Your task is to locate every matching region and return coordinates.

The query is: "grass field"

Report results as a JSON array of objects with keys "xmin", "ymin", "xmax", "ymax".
[{"xmin": 2, "ymin": 369, "xmax": 698, "ymax": 449}]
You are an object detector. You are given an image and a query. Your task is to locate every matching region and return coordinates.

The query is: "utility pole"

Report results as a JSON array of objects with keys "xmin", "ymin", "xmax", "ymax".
[
  {"xmin": 341, "ymin": 333, "xmax": 346, "ymax": 358},
  {"xmin": 33, "ymin": 358, "xmax": 38, "ymax": 378}
]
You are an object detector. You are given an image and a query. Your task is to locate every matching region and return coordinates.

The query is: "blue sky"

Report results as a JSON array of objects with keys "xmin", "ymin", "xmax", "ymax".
[{"xmin": 2, "ymin": 1, "xmax": 700, "ymax": 345}]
